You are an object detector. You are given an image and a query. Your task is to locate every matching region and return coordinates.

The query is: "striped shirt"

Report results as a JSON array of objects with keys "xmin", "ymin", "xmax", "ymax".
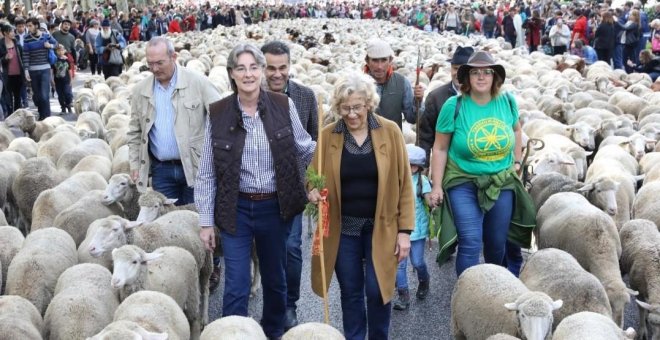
[
  {"xmin": 149, "ymin": 66, "xmax": 180, "ymax": 161},
  {"xmin": 22, "ymin": 32, "xmax": 56, "ymax": 71},
  {"xmin": 195, "ymin": 97, "xmax": 316, "ymax": 227}
]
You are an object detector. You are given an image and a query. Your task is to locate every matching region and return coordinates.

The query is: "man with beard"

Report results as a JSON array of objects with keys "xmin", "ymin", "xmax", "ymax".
[
  {"xmin": 52, "ymin": 18, "xmax": 77, "ymax": 66},
  {"xmin": 22, "ymin": 17, "xmax": 58, "ymax": 120},
  {"xmin": 260, "ymin": 40, "xmax": 318, "ymax": 331},
  {"xmin": 95, "ymin": 19, "xmax": 126, "ymax": 79}
]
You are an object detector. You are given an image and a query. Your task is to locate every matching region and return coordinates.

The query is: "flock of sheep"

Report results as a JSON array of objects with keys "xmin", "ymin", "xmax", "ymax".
[{"xmin": 0, "ymin": 16, "xmax": 659, "ymax": 339}]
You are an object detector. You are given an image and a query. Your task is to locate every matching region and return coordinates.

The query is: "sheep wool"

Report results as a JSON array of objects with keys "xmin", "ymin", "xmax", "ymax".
[{"xmin": 201, "ymin": 316, "xmax": 267, "ymax": 340}]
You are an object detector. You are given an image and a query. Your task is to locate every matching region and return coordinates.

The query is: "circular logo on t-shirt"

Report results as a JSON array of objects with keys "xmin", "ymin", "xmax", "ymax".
[{"xmin": 467, "ymin": 118, "xmax": 512, "ymax": 161}]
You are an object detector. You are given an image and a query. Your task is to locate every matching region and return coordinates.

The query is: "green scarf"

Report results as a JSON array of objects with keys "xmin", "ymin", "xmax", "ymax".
[{"xmin": 432, "ymin": 160, "xmax": 537, "ymax": 265}]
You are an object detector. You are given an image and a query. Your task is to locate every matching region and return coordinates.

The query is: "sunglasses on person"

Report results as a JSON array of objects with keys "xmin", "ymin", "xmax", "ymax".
[{"xmin": 469, "ymin": 68, "xmax": 495, "ymax": 77}]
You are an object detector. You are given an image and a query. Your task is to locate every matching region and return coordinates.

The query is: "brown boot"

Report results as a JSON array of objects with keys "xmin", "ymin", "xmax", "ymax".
[{"xmin": 393, "ymin": 289, "xmax": 410, "ymax": 310}]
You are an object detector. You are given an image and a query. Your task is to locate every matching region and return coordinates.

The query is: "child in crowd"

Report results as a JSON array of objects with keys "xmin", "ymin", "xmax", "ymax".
[
  {"xmin": 393, "ymin": 144, "xmax": 432, "ymax": 311},
  {"xmin": 52, "ymin": 44, "xmax": 74, "ymax": 114}
]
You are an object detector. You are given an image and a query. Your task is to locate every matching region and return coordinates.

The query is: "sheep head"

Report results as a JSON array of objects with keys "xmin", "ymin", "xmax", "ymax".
[
  {"xmin": 136, "ymin": 189, "xmax": 177, "ymax": 223},
  {"xmin": 111, "ymin": 245, "xmax": 162, "ymax": 289},
  {"xmin": 102, "ymin": 174, "xmax": 135, "ymax": 205},
  {"xmin": 605, "ymin": 281, "xmax": 638, "ymax": 328},
  {"xmin": 637, "ymin": 300, "xmax": 660, "ymax": 340},
  {"xmin": 87, "ymin": 215, "xmax": 132, "ymax": 258},
  {"xmin": 578, "ymin": 177, "xmax": 619, "ymax": 216},
  {"xmin": 4, "ymin": 109, "xmax": 36, "ymax": 134},
  {"xmin": 504, "ymin": 291, "xmax": 562, "ymax": 340}
]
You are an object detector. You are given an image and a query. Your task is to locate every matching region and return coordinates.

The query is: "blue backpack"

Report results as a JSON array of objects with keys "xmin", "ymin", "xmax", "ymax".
[{"xmin": 40, "ymin": 34, "xmax": 57, "ymax": 65}]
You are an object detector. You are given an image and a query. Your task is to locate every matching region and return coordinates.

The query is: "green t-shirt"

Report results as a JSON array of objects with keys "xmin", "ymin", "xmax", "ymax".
[{"xmin": 436, "ymin": 93, "xmax": 518, "ymax": 175}]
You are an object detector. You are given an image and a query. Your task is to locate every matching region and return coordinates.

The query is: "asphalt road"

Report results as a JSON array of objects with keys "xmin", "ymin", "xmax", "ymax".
[{"xmin": 55, "ymin": 70, "xmax": 640, "ymax": 340}]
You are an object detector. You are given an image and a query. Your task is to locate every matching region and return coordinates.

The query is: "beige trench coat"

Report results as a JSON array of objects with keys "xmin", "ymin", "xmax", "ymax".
[{"xmin": 310, "ymin": 115, "xmax": 415, "ymax": 304}]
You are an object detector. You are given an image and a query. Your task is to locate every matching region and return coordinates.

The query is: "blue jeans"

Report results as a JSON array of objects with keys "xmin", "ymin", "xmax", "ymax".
[
  {"xmin": 29, "ymin": 69, "xmax": 51, "ymax": 120},
  {"xmin": 54, "ymin": 76, "xmax": 73, "ymax": 109},
  {"xmin": 503, "ymin": 241, "xmax": 523, "ymax": 277},
  {"xmin": 396, "ymin": 239, "xmax": 429, "ymax": 290},
  {"xmin": 286, "ymin": 213, "xmax": 303, "ymax": 310},
  {"xmin": 484, "ymin": 30, "xmax": 494, "ymax": 39},
  {"xmin": 447, "ymin": 182, "xmax": 514, "ymax": 277},
  {"xmin": 335, "ymin": 226, "xmax": 391, "ymax": 340},
  {"xmin": 150, "ymin": 160, "xmax": 194, "ymax": 205},
  {"xmin": 613, "ymin": 44, "xmax": 624, "ymax": 70},
  {"xmin": 221, "ymin": 197, "xmax": 291, "ymax": 338}
]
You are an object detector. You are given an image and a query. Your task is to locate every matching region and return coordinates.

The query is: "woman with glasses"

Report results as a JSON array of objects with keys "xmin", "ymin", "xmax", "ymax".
[
  {"xmin": 0, "ymin": 24, "xmax": 24, "ymax": 115},
  {"xmin": 307, "ymin": 72, "xmax": 414, "ymax": 340},
  {"xmin": 196, "ymin": 42, "xmax": 315, "ymax": 340},
  {"xmin": 429, "ymin": 51, "xmax": 535, "ymax": 278}
]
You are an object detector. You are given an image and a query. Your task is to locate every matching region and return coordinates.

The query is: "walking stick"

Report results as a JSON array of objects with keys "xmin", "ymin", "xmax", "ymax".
[{"xmin": 415, "ymin": 47, "xmax": 422, "ymax": 146}]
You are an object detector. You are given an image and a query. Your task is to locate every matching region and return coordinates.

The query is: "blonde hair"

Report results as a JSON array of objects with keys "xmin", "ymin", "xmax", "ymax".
[{"xmin": 330, "ymin": 73, "xmax": 380, "ymax": 118}]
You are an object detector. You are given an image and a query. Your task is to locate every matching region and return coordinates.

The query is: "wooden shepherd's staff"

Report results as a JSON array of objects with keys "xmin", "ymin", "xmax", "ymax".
[{"xmin": 317, "ymin": 96, "xmax": 330, "ymax": 325}]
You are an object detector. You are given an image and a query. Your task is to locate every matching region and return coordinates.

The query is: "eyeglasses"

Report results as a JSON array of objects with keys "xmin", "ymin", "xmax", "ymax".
[
  {"xmin": 233, "ymin": 65, "xmax": 261, "ymax": 76},
  {"xmin": 339, "ymin": 104, "xmax": 365, "ymax": 114},
  {"xmin": 469, "ymin": 68, "xmax": 495, "ymax": 77}
]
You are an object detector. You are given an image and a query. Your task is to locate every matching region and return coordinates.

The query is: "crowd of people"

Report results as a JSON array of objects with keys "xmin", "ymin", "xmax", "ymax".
[{"xmin": 1, "ymin": 0, "xmax": 660, "ymax": 119}]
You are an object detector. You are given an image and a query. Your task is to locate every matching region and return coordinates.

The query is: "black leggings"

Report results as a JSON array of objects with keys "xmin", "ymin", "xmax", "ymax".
[
  {"xmin": 596, "ymin": 48, "xmax": 612, "ymax": 64},
  {"xmin": 5, "ymin": 74, "xmax": 23, "ymax": 114},
  {"xmin": 89, "ymin": 53, "xmax": 99, "ymax": 75}
]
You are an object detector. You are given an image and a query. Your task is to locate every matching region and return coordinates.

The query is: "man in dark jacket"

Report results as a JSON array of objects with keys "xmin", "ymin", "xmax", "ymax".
[{"xmin": 418, "ymin": 46, "xmax": 473, "ymax": 167}]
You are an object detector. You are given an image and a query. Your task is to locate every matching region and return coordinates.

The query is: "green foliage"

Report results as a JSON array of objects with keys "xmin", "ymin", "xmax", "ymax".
[{"xmin": 304, "ymin": 167, "xmax": 326, "ymax": 220}]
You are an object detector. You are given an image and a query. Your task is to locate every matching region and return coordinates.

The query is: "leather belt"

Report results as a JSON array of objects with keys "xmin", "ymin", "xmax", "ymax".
[
  {"xmin": 238, "ymin": 192, "xmax": 277, "ymax": 201},
  {"xmin": 152, "ymin": 158, "xmax": 182, "ymax": 166}
]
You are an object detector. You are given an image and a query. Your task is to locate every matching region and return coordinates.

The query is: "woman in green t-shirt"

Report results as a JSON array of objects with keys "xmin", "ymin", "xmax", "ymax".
[{"xmin": 429, "ymin": 50, "xmax": 524, "ymax": 277}]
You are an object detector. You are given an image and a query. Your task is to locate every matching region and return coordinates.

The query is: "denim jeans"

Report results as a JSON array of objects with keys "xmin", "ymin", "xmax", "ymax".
[
  {"xmin": 54, "ymin": 76, "xmax": 73, "ymax": 109},
  {"xmin": 221, "ymin": 197, "xmax": 291, "ymax": 338},
  {"xmin": 150, "ymin": 160, "xmax": 194, "ymax": 205},
  {"xmin": 447, "ymin": 182, "xmax": 514, "ymax": 277},
  {"xmin": 335, "ymin": 225, "xmax": 391, "ymax": 340},
  {"xmin": 503, "ymin": 240, "xmax": 523, "ymax": 277},
  {"xmin": 286, "ymin": 213, "xmax": 303, "ymax": 310},
  {"xmin": 613, "ymin": 44, "xmax": 624, "ymax": 70},
  {"xmin": 484, "ymin": 30, "xmax": 494, "ymax": 39},
  {"xmin": 29, "ymin": 68, "xmax": 51, "ymax": 120},
  {"xmin": 396, "ymin": 239, "xmax": 429, "ymax": 290}
]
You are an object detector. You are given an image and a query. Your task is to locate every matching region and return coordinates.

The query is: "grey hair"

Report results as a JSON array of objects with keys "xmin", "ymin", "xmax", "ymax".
[
  {"xmin": 226, "ymin": 42, "xmax": 266, "ymax": 93},
  {"xmin": 147, "ymin": 36, "xmax": 175, "ymax": 57},
  {"xmin": 330, "ymin": 72, "xmax": 380, "ymax": 118}
]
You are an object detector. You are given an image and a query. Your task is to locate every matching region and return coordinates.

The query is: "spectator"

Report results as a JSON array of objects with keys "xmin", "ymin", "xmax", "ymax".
[
  {"xmin": 443, "ymin": 4, "xmax": 461, "ymax": 33},
  {"xmin": 52, "ymin": 18, "xmax": 76, "ymax": 67},
  {"xmin": 549, "ymin": 17, "xmax": 571, "ymax": 55},
  {"xmin": 481, "ymin": 6, "xmax": 498, "ymax": 38},
  {"xmin": 595, "ymin": 11, "xmax": 617, "ymax": 64},
  {"xmin": 95, "ymin": 19, "xmax": 125, "ymax": 79},
  {"xmin": 628, "ymin": 49, "xmax": 660, "ymax": 81},
  {"xmin": 168, "ymin": 16, "xmax": 182, "ymax": 33},
  {"xmin": 502, "ymin": 9, "xmax": 517, "ymax": 47},
  {"xmin": 524, "ymin": 10, "xmax": 544, "ymax": 52},
  {"xmin": 22, "ymin": 18, "xmax": 57, "ymax": 120},
  {"xmin": 575, "ymin": 39, "xmax": 599, "ymax": 65},
  {"xmin": 84, "ymin": 19, "xmax": 99, "ymax": 75},
  {"xmin": 571, "ymin": 8, "xmax": 588, "ymax": 45},
  {"xmin": 0, "ymin": 24, "xmax": 25, "ymax": 115},
  {"xmin": 120, "ymin": 12, "xmax": 132, "ymax": 40},
  {"xmin": 618, "ymin": 9, "xmax": 641, "ymax": 73},
  {"xmin": 52, "ymin": 44, "xmax": 73, "ymax": 114}
]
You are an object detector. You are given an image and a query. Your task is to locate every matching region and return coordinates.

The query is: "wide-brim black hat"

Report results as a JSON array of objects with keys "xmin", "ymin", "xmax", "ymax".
[
  {"xmin": 447, "ymin": 46, "xmax": 474, "ymax": 65},
  {"xmin": 457, "ymin": 50, "xmax": 506, "ymax": 83}
]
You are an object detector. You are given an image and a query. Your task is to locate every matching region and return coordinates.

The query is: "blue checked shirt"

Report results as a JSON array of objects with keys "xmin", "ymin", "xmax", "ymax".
[
  {"xmin": 195, "ymin": 97, "xmax": 316, "ymax": 227},
  {"xmin": 149, "ymin": 66, "xmax": 180, "ymax": 161}
]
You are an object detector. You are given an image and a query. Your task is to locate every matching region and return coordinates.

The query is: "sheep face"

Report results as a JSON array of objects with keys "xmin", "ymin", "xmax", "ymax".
[
  {"xmin": 110, "ymin": 245, "xmax": 162, "ymax": 289},
  {"xmin": 136, "ymin": 190, "xmax": 177, "ymax": 223},
  {"xmin": 504, "ymin": 292, "xmax": 562, "ymax": 340},
  {"xmin": 87, "ymin": 216, "xmax": 131, "ymax": 258},
  {"xmin": 567, "ymin": 123, "xmax": 596, "ymax": 151},
  {"xmin": 102, "ymin": 174, "xmax": 134, "ymax": 205},
  {"xmin": 529, "ymin": 151, "xmax": 577, "ymax": 181},
  {"xmin": 607, "ymin": 283, "xmax": 638, "ymax": 328},
  {"xmin": 4, "ymin": 109, "xmax": 36, "ymax": 133},
  {"xmin": 579, "ymin": 178, "xmax": 619, "ymax": 216}
]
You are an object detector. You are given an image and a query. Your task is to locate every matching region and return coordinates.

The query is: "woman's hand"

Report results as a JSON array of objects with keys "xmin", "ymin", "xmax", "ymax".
[
  {"xmin": 430, "ymin": 187, "xmax": 444, "ymax": 208},
  {"xmin": 307, "ymin": 188, "xmax": 322, "ymax": 205},
  {"xmin": 394, "ymin": 232, "xmax": 411, "ymax": 262}
]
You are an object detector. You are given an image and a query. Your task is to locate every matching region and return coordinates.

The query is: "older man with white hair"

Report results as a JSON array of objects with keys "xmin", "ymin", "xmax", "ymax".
[{"xmin": 95, "ymin": 19, "xmax": 125, "ymax": 79}]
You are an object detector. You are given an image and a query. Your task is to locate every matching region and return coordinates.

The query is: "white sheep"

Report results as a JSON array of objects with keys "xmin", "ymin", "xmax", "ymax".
[
  {"xmin": 56, "ymin": 138, "xmax": 113, "ymax": 173},
  {"xmin": 283, "ymin": 322, "xmax": 345, "ymax": 340},
  {"xmin": 75, "ymin": 111, "xmax": 105, "ymax": 140},
  {"xmin": 537, "ymin": 134, "xmax": 593, "ymax": 180},
  {"xmin": 451, "ymin": 264, "xmax": 562, "ymax": 340},
  {"xmin": 0, "ymin": 226, "xmax": 24, "ymax": 294},
  {"xmin": 111, "ymin": 245, "xmax": 201, "ymax": 339},
  {"xmin": 12, "ymin": 157, "xmax": 65, "ymax": 233},
  {"xmin": 553, "ymin": 312, "xmax": 637, "ymax": 340},
  {"xmin": 0, "ymin": 295, "xmax": 44, "ymax": 339},
  {"xmin": 519, "ymin": 248, "xmax": 612, "ymax": 328},
  {"xmin": 3, "ymin": 108, "xmax": 54, "ymax": 142},
  {"xmin": 486, "ymin": 335, "xmax": 521, "ymax": 340},
  {"xmin": 100, "ymin": 99, "xmax": 131, "ymax": 126},
  {"xmin": 71, "ymin": 155, "xmax": 113, "ymax": 180},
  {"xmin": 53, "ymin": 190, "xmax": 124, "ymax": 246},
  {"xmin": 88, "ymin": 290, "xmax": 189, "ymax": 340},
  {"xmin": 86, "ymin": 212, "xmax": 211, "ymax": 324},
  {"xmin": 31, "ymin": 171, "xmax": 107, "ymax": 231},
  {"xmin": 36, "ymin": 130, "xmax": 82, "ymax": 166},
  {"xmin": 600, "ymin": 134, "xmax": 656, "ymax": 161},
  {"xmin": 78, "ymin": 217, "xmax": 113, "ymax": 269},
  {"xmin": 523, "ymin": 120, "xmax": 595, "ymax": 151},
  {"xmin": 536, "ymin": 192, "xmax": 636, "ymax": 327},
  {"xmin": 633, "ymin": 182, "xmax": 660, "ymax": 229},
  {"xmin": 7, "ymin": 137, "xmax": 38, "ymax": 159},
  {"xmin": 44, "ymin": 263, "xmax": 119, "ymax": 340},
  {"xmin": 110, "ymin": 144, "xmax": 130, "ymax": 175},
  {"xmin": 528, "ymin": 148, "xmax": 578, "ymax": 181},
  {"xmin": 135, "ymin": 188, "xmax": 196, "ymax": 223},
  {"xmin": 5, "ymin": 227, "xmax": 78, "ymax": 314},
  {"xmin": 200, "ymin": 316, "xmax": 267, "ymax": 340},
  {"xmin": 619, "ymin": 219, "xmax": 660, "ymax": 340},
  {"xmin": 101, "ymin": 173, "xmax": 140, "ymax": 220},
  {"xmin": 0, "ymin": 150, "xmax": 26, "ymax": 226}
]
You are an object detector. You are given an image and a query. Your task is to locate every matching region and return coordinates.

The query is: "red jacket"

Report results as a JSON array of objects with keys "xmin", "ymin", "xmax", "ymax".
[
  {"xmin": 168, "ymin": 20, "xmax": 182, "ymax": 34},
  {"xmin": 525, "ymin": 17, "xmax": 544, "ymax": 47},
  {"xmin": 572, "ymin": 16, "xmax": 588, "ymax": 44},
  {"xmin": 129, "ymin": 25, "xmax": 140, "ymax": 42},
  {"xmin": 184, "ymin": 15, "xmax": 196, "ymax": 31}
]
